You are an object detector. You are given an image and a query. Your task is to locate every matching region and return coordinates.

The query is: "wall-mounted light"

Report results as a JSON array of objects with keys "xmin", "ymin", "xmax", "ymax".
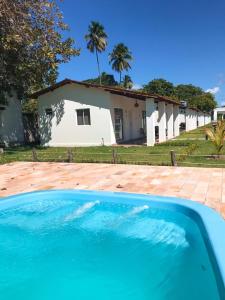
[{"xmin": 134, "ymin": 100, "xmax": 139, "ymax": 108}]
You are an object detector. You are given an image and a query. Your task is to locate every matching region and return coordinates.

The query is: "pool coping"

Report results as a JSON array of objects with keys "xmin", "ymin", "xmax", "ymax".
[{"xmin": 1, "ymin": 189, "xmax": 225, "ymax": 299}]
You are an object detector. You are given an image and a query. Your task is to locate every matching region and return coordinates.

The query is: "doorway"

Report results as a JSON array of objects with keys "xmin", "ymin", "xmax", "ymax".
[
  {"xmin": 142, "ymin": 110, "xmax": 146, "ymax": 136},
  {"xmin": 114, "ymin": 108, "xmax": 124, "ymax": 142}
]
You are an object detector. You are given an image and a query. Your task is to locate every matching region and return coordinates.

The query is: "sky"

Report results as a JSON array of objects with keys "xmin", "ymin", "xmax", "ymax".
[{"xmin": 58, "ymin": 0, "xmax": 225, "ymax": 106}]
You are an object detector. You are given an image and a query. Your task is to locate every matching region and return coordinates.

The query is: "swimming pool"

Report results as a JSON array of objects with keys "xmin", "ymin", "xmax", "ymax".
[{"xmin": 0, "ymin": 190, "xmax": 224, "ymax": 300}]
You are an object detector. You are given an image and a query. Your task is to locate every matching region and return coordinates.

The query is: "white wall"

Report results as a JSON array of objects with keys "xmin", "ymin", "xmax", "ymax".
[
  {"xmin": 198, "ymin": 112, "xmax": 205, "ymax": 127},
  {"xmin": 213, "ymin": 107, "xmax": 225, "ymax": 121},
  {"xmin": 166, "ymin": 104, "xmax": 174, "ymax": 139},
  {"xmin": 205, "ymin": 115, "xmax": 211, "ymax": 124},
  {"xmin": 0, "ymin": 96, "xmax": 24, "ymax": 145},
  {"xmin": 185, "ymin": 110, "xmax": 191, "ymax": 131},
  {"xmin": 180, "ymin": 109, "xmax": 211, "ymax": 130},
  {"xmin": 38, "ymin": 83, "xmax": 114, "ymax": 146},
  {"xmin": 173, "ymin": 105, "xmax": 180, "ymax": 136},
  {"xmin": 179, "ymin": 109, "xmax": 186, "ymax": 124},
  {"xmin": 146, "ymin": 98, "xmax": 155, "ymax": 146},
  {"xmin": 178, "ymin": 108, "xmax": 211, "ymax": 132},
  {"xmin": 185, "ymin": 108, "xmax": 198, "ymax": 131},
  {"xmin": 158, "ymin": 101, "xmax": 166, "ymax": 142}
]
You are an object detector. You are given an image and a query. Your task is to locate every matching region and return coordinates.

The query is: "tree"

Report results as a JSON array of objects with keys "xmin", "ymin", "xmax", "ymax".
[
  {"xmin": 143, "ymin": 79, "xmax": 175, "ymax": 97},
  {"xmin": 122, "ymin": 75, "xmax": 133, "ymax": 89},
  {"xmin": 205, "ymin": 121, "xmax": 225, "ymax": 155},
  {"xmin": 174, "ymin": 84, "xmax": 203, "ymax": 101},
  {"xmin": 190, "ymin": 93, "xmax": 217, "ymax": 113},
  {"xmin": 83, "ymin": 72, "xmax": 118, "ymax": 86},
  {"xmin": 174, "ymin": 84, "xmax": 217, "ymax": 112},
  {"xmin": 85, "ymin": 21, "xmax": 108, "ymax": 85},
  {"xmin": 0, "ymin": 0, "xmax": 79, "ymax": 103},
  {"xmin": 109, "ymin": 43, "xmax": 132, "ymax": 84},
  {"xmin": 22, "ymin": 99, "xmax": 38, "ymax": 114}
]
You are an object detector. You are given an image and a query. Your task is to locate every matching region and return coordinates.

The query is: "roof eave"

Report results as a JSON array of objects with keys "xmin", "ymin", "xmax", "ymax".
[{"xmin": 30, "ymin": 78, "xmax": 179, "ymax": 106}]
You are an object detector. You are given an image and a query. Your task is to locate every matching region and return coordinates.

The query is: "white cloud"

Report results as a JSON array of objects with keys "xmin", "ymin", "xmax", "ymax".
[
  {"xmin": 205, "ymin": 86, "xmax": 220, "ymax": 94},
  {"xmin": 132, "ymin": 83, "xmax": 142, "ymax": 90}
]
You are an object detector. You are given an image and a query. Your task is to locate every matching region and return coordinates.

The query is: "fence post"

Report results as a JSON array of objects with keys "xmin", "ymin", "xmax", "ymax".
[
  {"xmin": 67, "ymin": 148, "xmax": 73, "ymax": 163},
  {"xmin": 112, "ymin": 148, "xmax": 117, "ymax": 164},
  {"xmin": 170, "ymin": 150, "xmax": 177, "ymax": 166},
  {"xmin": 32, "ymin": 147, "xmax": 38, "ymax": 162}
]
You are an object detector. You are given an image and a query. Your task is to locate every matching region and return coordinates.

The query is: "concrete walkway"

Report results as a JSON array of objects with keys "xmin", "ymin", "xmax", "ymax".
[{"xmin": 0, "ymin": 162, "xmax": 224, "ymax": 218}]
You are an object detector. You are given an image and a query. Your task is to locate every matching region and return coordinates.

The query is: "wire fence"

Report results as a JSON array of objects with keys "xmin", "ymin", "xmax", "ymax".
[{"xmin": 1, "ymin": 148, "xmax": 225, "ymax": 168}]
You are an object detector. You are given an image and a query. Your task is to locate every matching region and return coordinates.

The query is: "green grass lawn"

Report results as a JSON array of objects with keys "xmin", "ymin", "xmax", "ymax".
[
  {"xmin": 1, "ymin": 125, "xmax": 225, "ymax": 167},
  {"xmin": 176, "ymin": 126, "xmax": 207, "ymax": 139}
]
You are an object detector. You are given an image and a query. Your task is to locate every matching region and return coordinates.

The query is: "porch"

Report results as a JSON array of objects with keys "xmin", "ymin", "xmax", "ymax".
[{"xmin": 110, "ymin": 92, "xmax": 180, "ymax": 146}]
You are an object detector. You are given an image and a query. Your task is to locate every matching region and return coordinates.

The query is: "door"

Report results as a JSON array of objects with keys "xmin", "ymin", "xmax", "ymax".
[
  {"xmin": 114, "ymin": 108, "xmax": 123, "ymax": 142},
  {"xmin": 142, "ymin": 111, "xmax": 146, "ymax": 136},
  {"xmin": 129, "ymin": 111, "xmax": 133, "ymax": 140},
  {"xmin": 0, "ymin": 110, "xmax": 3, "ymax": 137}
]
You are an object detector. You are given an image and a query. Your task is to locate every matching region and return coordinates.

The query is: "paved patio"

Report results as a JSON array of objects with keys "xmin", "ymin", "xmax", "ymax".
[{"xmin": 0, "ymin": 162, "xmax": 224, "ymax": 218}]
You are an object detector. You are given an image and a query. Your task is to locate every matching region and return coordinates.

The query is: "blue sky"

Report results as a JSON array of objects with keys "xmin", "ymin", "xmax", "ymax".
[{"xmin": 58, "ymin": 0, "xmax": 225, "ymax": 106}]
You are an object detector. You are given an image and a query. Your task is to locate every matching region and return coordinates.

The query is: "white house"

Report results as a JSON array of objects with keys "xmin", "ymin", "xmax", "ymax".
[
  {"xmin": 179, "ymin": 105, "xmax": 211, "ymax": 131},
  {"xmin": 33, "ymin": 79, "xmax": 211, "ymax": 147},
  {"xmin": 0, "ymin": 95, "xmax": 24, "ymax": 146},
  {"xmin": 213, "ymin": 106, "xmax": 225, "ymax": 121}
]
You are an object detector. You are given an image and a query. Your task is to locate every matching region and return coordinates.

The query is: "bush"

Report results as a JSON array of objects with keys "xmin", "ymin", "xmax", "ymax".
[{"xmin": 177, "ymin": 143, "xmax": 198, "ymax": 162}]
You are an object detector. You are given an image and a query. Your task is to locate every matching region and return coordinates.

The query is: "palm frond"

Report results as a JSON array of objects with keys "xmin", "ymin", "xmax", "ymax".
[
  {"xmin": 205, "ymin": 121, "xmax": 225, "ymax": 154},
  {"xmin": 85, "ymin": 21, "xmax": 108, "ymax": 53},
  {"xmin": 109, "ymin": 43, "xmax": 133, "ymax": 74}
]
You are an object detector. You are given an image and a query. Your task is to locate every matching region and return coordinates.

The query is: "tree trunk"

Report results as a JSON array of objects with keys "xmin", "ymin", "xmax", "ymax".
[
  {"xmin": 119, "ymin": 71, "xmax": 122, "ymax": 84},
  {"xmin": 95, "ymin": 48, "xmax": 101, "ymax": 85}
]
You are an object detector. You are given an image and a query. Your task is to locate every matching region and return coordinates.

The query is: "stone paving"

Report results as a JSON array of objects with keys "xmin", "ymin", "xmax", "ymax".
[{"xmin": 0, "ymin": 162, "xmax": 224, "ymax": 218}]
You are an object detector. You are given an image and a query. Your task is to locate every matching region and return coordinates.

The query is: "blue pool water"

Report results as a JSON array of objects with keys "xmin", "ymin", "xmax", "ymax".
[{"xmin": 0, "ymin": 191, "xmax": 222, "ymax": 300}]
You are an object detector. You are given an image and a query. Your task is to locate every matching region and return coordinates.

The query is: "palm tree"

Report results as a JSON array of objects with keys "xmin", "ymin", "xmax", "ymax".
[
  {"xmin": 205, "ymin": 121, "xmax": 225, "ymax": 155},
  {"xmin": 85, "ymin": 21, "xmax": 108, "ymax": 85},
  {"xmin": 122, "ymin": 75, "xmax": 133, "ymax": 89},
  {"xmin": 109, "ymin": 43, "xmax": 132, "ymax": 84}
]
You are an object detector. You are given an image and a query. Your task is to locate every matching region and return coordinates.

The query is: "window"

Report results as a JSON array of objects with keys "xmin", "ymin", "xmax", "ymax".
[
  {"xmin": 76, "ymin": 109, "xmax": 91, "ymax": 125},
  {"xmin": 154, "ymin": 101, "xmax": 159, "ymax": 111},
  {"xmin": 0, "ymin": 111, "xmax": 3, "ymax": 127},
  {"xmin": 114, "ymin": 108, "xmax": 123, "ymax": 141},
  {"xmin": 155, "ymin": 126, "xmax": 159, "ymax": 140},
  {"xmin": 45, "ymin": 108, "xmax": 53, "ymax": 116}
]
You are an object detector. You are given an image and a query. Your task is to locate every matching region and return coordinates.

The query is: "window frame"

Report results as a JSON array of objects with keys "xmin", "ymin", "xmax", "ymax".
[
  {"xmin": 154, "ymin": 101, "xmax": 159, "ymax": 111},
  {"xmin": 45, "ymin": 108, "xmax": 53, "ymax": 116},
  {"xmin": 76, "ymin": 108, "xmax": 91, "ymax": 125},
  {"xmin": 0, "ymin": 110, "xmax": 3, "ymax": 127}
]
